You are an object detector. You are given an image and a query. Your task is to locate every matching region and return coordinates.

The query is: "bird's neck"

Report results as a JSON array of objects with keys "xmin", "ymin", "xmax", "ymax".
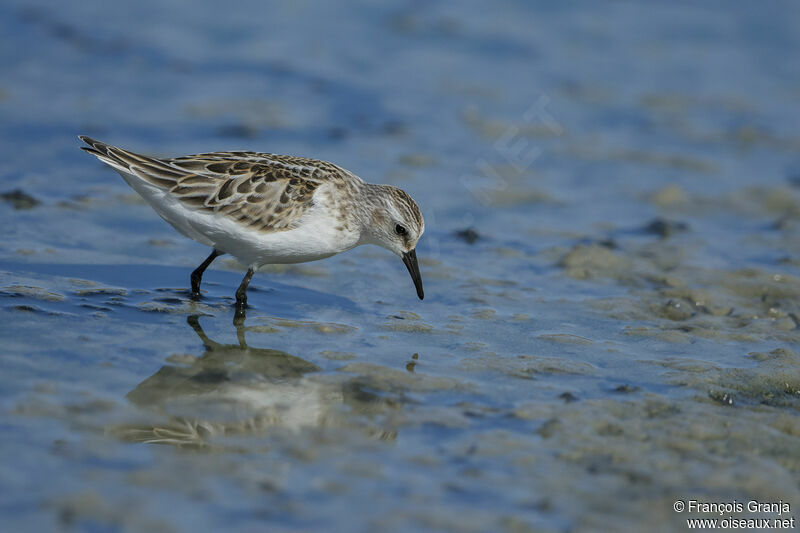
[{"xmin": 352, "ymin": 182, "xmax": 391, "ymax": 246}]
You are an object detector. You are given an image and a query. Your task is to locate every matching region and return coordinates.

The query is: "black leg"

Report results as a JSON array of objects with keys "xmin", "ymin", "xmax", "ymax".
[
  {"xmin": 233, "ymin": 308, "xmax": 247, "ymax": 327},
  {"xmin": 190, "ymin": 249, "xmax": 223, "ymax": 299},
  {"xmin": 235, "ymin": 268, "xmax": 255, "ymax": 310},
  {"xmin": 187, "ymin": 315, "xmax": 219, "ymax": 350},
  {"xmin": 233, "ymin": 313, "xmax": 247, "ymax": 346}
]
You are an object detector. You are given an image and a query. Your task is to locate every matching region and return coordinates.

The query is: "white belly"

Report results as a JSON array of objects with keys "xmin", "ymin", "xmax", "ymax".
[
  {"xmin": 117, "ymin": 171, "xmax": 361, "ymax": 267},
  {"xmin": 198, "ymin": 208, "xmax": 360, "ymax": 267}
]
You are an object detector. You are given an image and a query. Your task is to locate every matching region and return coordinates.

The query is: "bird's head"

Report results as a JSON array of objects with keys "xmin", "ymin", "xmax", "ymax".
[{"xmin": 364, "ymin": 185, "xmax": 425, "ymax": 300}]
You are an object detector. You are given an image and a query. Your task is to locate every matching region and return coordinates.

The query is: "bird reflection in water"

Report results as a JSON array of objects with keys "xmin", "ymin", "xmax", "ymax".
[{"xmin": 111, "ymin": 315, "xmax": 397, "ymax": 448}]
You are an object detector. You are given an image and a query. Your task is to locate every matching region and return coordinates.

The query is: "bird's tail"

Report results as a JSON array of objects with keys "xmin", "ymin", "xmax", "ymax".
[{"xmin": 78, "ymin": 136, "xmax": 185, "ymax": 189}]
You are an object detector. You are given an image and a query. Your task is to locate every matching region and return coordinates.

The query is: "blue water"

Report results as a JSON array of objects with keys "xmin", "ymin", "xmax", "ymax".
[{"xmin": 1, "ymin": 1, "xmax": 799, "ymax": 531}]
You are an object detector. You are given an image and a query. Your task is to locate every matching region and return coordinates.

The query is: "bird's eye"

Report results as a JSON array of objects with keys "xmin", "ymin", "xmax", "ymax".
[{"xmin": 395, "ymin": 224, "xmax": 407, "ymax": 236}]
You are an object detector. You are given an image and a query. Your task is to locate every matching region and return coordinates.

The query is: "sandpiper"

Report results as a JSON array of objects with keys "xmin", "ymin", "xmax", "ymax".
[{"xmin": 79, "ymin": 136, "xmax": 425, "ymax": 310}]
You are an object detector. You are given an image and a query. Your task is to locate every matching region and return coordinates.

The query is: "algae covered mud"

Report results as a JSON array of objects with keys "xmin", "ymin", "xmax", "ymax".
[{"xmin": 1, "ymin": 1, "xmax": 800, "ymax": 531}]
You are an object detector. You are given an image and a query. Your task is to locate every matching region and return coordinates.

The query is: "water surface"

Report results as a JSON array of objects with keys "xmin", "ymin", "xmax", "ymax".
[{"xmin": 1, "ymin": 1, "xmax": 799, "ymax": 531}]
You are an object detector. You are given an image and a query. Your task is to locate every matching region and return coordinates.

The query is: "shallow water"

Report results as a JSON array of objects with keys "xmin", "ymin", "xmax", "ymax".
[{"xmin": 2, "ymin": 1, "xmax": 800, "ymax": 531}]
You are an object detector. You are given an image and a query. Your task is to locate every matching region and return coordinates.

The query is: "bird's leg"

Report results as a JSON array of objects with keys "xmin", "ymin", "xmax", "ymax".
[
  {"xmin": 234, "ymin": 267, "xmax": 255, "ymax": 311},
  {"xmin": 187, "ymin": 315, "xmax": 219, "ymax": 350},
  {"xmin": 190, "ymin": 249, "xmax": 223, "ymax": 299},
  {"xmin": 233, "ymin": 313, "xmax": 247, "ymax": 345},
  {"xmin": 233, "ymin": 309, "xmax": 246, "ymax": 328}
]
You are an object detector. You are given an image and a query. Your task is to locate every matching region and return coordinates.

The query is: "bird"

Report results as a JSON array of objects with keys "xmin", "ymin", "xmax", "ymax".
[{"xmin": 79, "ymin": 136, "xmax": 425, "ymax": 311}]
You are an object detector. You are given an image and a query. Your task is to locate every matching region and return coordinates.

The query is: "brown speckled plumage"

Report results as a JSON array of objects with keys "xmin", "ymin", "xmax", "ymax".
[{"xmin": 79, "ymin": 137, "xmax": 369, "ymax": 233}]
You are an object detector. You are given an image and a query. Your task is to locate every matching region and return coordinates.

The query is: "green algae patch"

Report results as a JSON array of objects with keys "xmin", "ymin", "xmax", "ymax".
[
  {"xmin": 381, "ymin": 313, "xmax": 434, "ymax": 333},
  {"xmin": 559, "ymin": 244, "xmax": 631, "ymax": 280},
  {"xmin": 463, "ymin": 354, "xmax": 598, "ymax": 380},
  {"xmin": 2, "ymin": 284, "xmax": 66, "ymax": 302},
  {"xmin": 538, "ymin": 333, "xmax": 594, "ymax": 345},
  {"xmin": 337, "ymin": 362, "xmax": 466, "ymax": 393},
  {"xmin": 320, "ymin": 351, "xmax": 356, "ymax": 361},
  {"xmin": 73, "ymin": 287, "xmax": 128, "ymax": 297},
  {"xmin": 261, "ymin": 317, "xmax": 357, "ymax": 335},
  {"xmin": 709, "ymin": 348, "xmax": 800, "ymax": 409}
]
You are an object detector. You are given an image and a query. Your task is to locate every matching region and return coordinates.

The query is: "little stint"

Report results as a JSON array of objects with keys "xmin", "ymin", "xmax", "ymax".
[{"xmin": 79, "ymin": 136, "xmax": 425, "ymax": 310}]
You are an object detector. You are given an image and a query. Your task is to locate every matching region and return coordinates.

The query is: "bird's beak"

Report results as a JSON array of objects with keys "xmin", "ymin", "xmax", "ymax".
[{"xmin": 402, "ymin": 249, "xmax": 424, "ymax": 300}]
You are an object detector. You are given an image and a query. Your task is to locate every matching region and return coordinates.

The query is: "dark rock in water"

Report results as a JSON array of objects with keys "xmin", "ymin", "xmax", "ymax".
[
  {"xmin": 1, "ymin": 189, "xmax": 40, "ymax": 209},
  {"xmin": 597, "ymin": 238, "xmax": 618, "ymax": 249},
  {"xmin": 558, "ymin": 392, "xmax": 578, "ymax": 403},
  {"xmin": 455, "ymin": 227, "xmax": 480, "ymax": 244},
  {"xmin": 777, "ymin": 256, "xmax": 800, "ymax": 267},
  {"xmin": 11, "ymin": 305, "xmax": 41, "ymax": 313},
  {"xmin": 771, "ymin": 217, "xmax": 797, "ymax": 231},
  {"xmin": 643, "ymin": 218, "xmax": 689, "ymax": 238},
  {"xmin": 613, "ymin": 384, "xmax": 641, "ymax": 393}
]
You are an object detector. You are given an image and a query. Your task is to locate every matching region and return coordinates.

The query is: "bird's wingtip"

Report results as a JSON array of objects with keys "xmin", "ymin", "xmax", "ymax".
[{"xmin": 78, "ymin": 136, "xmax": 112, "ymax": 157}]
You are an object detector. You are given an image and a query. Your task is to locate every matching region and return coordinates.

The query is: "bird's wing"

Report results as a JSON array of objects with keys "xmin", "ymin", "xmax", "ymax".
[{"xmin": 80, "ymin": 136, "xmax": 347, "ymax": 232}]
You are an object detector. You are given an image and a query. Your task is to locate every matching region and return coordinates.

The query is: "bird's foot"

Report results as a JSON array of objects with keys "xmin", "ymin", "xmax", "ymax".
[{"xmin": 190, "ymin": 278, "xmax": 202, "ymax": 300}]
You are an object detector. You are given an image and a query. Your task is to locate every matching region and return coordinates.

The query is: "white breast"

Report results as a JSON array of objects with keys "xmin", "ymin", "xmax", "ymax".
[
  {"xmin": 119, "ymin": 174, "xmax": 362, "ymax": 268},
  {"xmin": 201, "ymin": 202, "xmax": 361, "ymax": 267}
]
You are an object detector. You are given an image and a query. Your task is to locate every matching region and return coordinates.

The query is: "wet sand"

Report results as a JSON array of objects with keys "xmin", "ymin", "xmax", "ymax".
[{"xmin": 1, "ymin": 1, "xmax": 799, "ymax": 531}]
